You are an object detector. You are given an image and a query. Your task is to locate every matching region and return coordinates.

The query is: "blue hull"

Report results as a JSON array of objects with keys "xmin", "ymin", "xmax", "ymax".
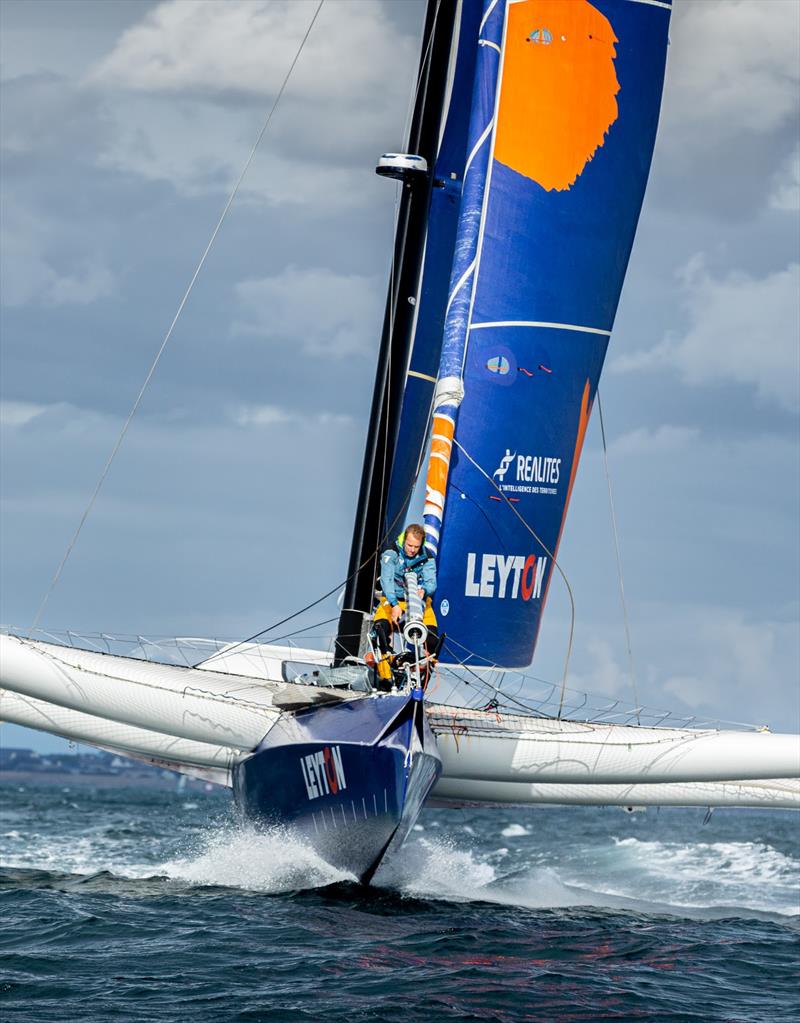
[{"xmin": 232, "ymin": 692, "xmax": 441, "ymax": 883}]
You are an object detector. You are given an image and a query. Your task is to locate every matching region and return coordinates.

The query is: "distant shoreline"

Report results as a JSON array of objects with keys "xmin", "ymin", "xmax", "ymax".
[{"xmin": 0, "ymin": 771, "xmax": 223, "ymax": 790}]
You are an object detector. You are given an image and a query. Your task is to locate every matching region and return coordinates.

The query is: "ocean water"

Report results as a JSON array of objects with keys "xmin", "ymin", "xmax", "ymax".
[{"xmin": 1, "ymin": 783, "xmax": 798, "ymax": 1022}]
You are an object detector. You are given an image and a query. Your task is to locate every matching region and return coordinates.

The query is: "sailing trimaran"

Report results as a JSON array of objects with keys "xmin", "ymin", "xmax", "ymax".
[{"xmin": 2, "ymin": 0, "xmax": 798, "ymax": 883}]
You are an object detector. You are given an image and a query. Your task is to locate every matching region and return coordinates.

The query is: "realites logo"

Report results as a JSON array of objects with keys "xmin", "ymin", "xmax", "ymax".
[
  {"xmin": 466, "ymin": 554, "xmax": 548, "ymax": 600},
  {"xmin": 300, "ymin": 746, "xmax": 347, "ymax": 800},
  {"xmin": 493, "ymin": 449, "xmax": 561, "ymax": 495}
]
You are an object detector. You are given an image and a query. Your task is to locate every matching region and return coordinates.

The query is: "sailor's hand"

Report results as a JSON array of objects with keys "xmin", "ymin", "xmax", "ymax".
[
  {"xmin": 418, "ymin": 588, "xmax": 425, "ymax": 600},
  {"xmin": 391, "ymin": 604, "xmax": 403, "ymax": 624}
]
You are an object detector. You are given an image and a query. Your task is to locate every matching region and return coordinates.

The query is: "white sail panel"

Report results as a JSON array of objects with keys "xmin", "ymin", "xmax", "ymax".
[
  {"xmin": 1, "ymin": 635, "xmax": 281, "ymax": 752},
  {"xmin": 0, "ymin": 689, "xmax": 234, "ymax": 770},
  {"xmin": 432, "ymin": 776, "xmax": 800, "ymax": 809},
  {"xmin": 428, "ymin": 706, "xmax": 800, "ymax": 785}
]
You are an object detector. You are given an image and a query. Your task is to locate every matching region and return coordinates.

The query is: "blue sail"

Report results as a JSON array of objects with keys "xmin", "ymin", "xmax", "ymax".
[{"xmin": 426, "ymin": 0, "xmax": 672, "ymax": 667}]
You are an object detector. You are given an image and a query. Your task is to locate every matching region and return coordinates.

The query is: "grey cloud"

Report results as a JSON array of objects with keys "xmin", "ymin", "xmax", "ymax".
[
  {"xmin": 234, "ymin": 265, "xmax": 384, "ymax": 358},
  {"xmin": 0, "ymin": 72, "xmax": 112, "ymax": 158},
  {"xmin": 1, "ymin": 402, "xmax": 363, "ymax": 637},
  {"xmin": 612, "ymin": 256, "xmax": 800, "ymax": 413},
  {"xmin": 91, "ymin": 0, "xmax": 418, "ymax": 176},
  {"xmin": 650, "ymin": 0, "xmax": 799, "ymax": 219}
]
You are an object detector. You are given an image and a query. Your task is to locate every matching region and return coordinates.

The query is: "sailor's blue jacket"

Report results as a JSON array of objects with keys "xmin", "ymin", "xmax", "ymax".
[{"xmin": 379, "ymin": 540, "xmax": 437, "ymax": 606}]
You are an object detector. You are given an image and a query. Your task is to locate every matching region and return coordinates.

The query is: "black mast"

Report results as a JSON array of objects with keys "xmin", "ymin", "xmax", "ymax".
[{"xmin": 334, "ymin": 0, "xmax": 457, "ymax": 663}]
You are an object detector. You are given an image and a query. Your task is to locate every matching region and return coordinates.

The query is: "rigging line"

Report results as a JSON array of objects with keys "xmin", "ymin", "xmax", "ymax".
[
  {"xmin": 596, "ymin": 390, "xmax": 640, "ymax": 721},
  {"xmin": 400, "ymin": 0, "xmax": 441, "ymax": 166},
  {"xmin": 377, "ymin": 0, "xmax": 441, "ymax": 539},
  {"xmin": 439, "ymin": 642, "xmax": 557, "ymax": 718},
  {"xmin": 195, "ymin": 455, "xmax": 425, "ymax": 669},
  {"xmin": 30, "ymin": 0, "xmax": 326, "ymax": 632},
  {"xmin": 451, "ymin": 437, "xmax": 576, "ymax": 718},
  {"xmin": 254, "ymin": 616, "xmax": 339, "ymax": 648}
]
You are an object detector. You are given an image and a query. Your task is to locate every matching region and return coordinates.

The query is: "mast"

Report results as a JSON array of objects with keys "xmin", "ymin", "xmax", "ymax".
[{"xmin": 334, "ymin": 0, "xmax": 458, "ymax": 663}]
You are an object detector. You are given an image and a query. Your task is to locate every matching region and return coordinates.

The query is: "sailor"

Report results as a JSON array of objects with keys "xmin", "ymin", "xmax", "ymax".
[{"xmin": 372, "ymin": 523, "xmax": 439, "ymax": 684}]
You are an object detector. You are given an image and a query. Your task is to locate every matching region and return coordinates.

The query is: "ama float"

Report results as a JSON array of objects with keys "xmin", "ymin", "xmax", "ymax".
[{"xmin": 2, "ymin": 0, "xmax": 798, "ymax": 884}]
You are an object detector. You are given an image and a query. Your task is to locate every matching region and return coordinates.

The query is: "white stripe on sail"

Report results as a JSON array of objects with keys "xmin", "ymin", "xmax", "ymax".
[
  {"xmin": 471, "ymin": 320, "xmax": 611, "ymax": 336},
  {"xmin": 479, "ymin": 0, "xmax": 501, "ymax": 32},
  {"xmin": 407, "ymin": 370, "xmax": 437, "ymax": 383},
  {"xmin": 625, "ymin": 0, "xmax": 671, "ymax": 10},
  {"xmin": 443, "ymin": 259, "xmax": 477, "ymax": 321},
  {"xmin": 464, "ymin": 120, "xmax": 495, "ymax": 180}
]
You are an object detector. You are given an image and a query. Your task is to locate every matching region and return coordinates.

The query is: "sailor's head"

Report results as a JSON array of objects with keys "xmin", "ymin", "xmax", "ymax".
[{"xmin": 402, "ymin": 523, "xmax": 425, "ymax": 558}]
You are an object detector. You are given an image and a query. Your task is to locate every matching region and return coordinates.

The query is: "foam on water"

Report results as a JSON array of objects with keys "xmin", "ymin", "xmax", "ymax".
[
  {"xmin": 501, "ymin": 823, "xmax": 530, "ymax": 837},
  {"xmin": 612, "ymin": 836, "xmax": 798, "ymax": 886},
  {"xmin": 365, "ymin": 826, "xmax": 800, "ymax": 921},
  {"xmin": 375, "ymin": 835, "xmax": 497, "ymax": 900},
  {"xmin": 159, "ymin": 824, "xmax": 353, "ymax": 893},
  {"xmin": 1, "ymin": 791, "xmax": 797, "ymax": 921}
]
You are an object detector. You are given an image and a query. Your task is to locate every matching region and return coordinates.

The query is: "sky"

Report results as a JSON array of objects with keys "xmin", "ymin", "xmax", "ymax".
[{"xmin": 1, "ymin": 0, "xmax": 798, "ymax": 754}]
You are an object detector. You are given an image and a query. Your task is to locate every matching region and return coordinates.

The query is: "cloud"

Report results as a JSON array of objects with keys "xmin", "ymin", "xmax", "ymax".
[
  {"xmin": 663, "ymin": 0, "xmax": 800, "ymax": 146},
  {"xmin": 612, "ymin": 256, "xmax": 800, "ymax": 412},
  {"xmin": 233, "ymin": 404, "xmax": 294, "ymax": 428},
  {"xmin": 234, "ymin": 265, "xmax": 383, "ymax": 357},
  {"xmin": 232, "ymin": 403, "xmax": 353, "ymax": 428},
  {"xmin": 608, "ymin": 424, "xmax": 699, "ymax": 458},
  {"xmin": 650, "ymin": 1, "xmax": 800, "ymax": 218},
  {"xmin": 0, "ymin": 72, "xmax": 112, "ymax": 158},
  {"xmin": 566, "ymin": 639, "xmax": 632, "ymax": 699},
  {"xmin": 0, "ymin": 229, "xmax": 115, "ymax": 307},
  {"xmin": 0, "ymin": 208, "xmax": 115, "ymax": 308},
  {"xmin": 92, "ymin": 0, "xmax": 414, "ymax": 103},
  {"xmin": 46, "ymin": 263, "xmax": 115, "ymax": 306},
  {"xmin": 659, "ymin": 607, "xmax": 797, "ymax": 725},
  {"xmin": 91, "ymin": 0, "xmax": 417, "ymax": 176},
  {"xmin": 769, "ymin": 146, "xmax": 800, "ymax": 212},
  {"xmin": 558, "ymin": 603, "xmax": 799, "ymax": 731},
  {"xmin": 0, "ymin": 402, "xmax": 48, "ymax": 428}
]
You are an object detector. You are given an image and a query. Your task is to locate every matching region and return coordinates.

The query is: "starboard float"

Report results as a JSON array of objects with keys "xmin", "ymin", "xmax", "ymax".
[{"xmin": 2, "ymin": 0, "xmax": 798, "ymax": 886}]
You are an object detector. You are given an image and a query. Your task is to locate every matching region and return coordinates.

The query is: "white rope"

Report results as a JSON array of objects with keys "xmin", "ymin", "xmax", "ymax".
[
  {"xmin": 32, "ymin": 0, "xmax": 326, "ymax": 630},
  {"xmin": 596, "ymin": 389, "xmax": 640, "ymax": 719}
]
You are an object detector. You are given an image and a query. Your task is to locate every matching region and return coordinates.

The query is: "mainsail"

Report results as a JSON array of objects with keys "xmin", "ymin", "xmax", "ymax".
[{"xmin": 422, "ymin": 0, "xmax": 672, "ymax": 667}]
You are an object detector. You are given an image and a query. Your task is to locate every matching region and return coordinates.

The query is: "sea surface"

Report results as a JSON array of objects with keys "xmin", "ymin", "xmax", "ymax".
[{"xmin": 1, "ymin": 782, "xmax": 798, "ymax": 1022}]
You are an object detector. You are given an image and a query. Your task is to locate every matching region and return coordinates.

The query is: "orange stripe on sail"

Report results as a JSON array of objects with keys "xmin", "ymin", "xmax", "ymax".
[
  {"xmin": 425, "ymin": 415, "xmax": 456, "ymax": 519},
  {"xmin": 536, "ymin": 378, "xmax": 593, "ymax": 623}
]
